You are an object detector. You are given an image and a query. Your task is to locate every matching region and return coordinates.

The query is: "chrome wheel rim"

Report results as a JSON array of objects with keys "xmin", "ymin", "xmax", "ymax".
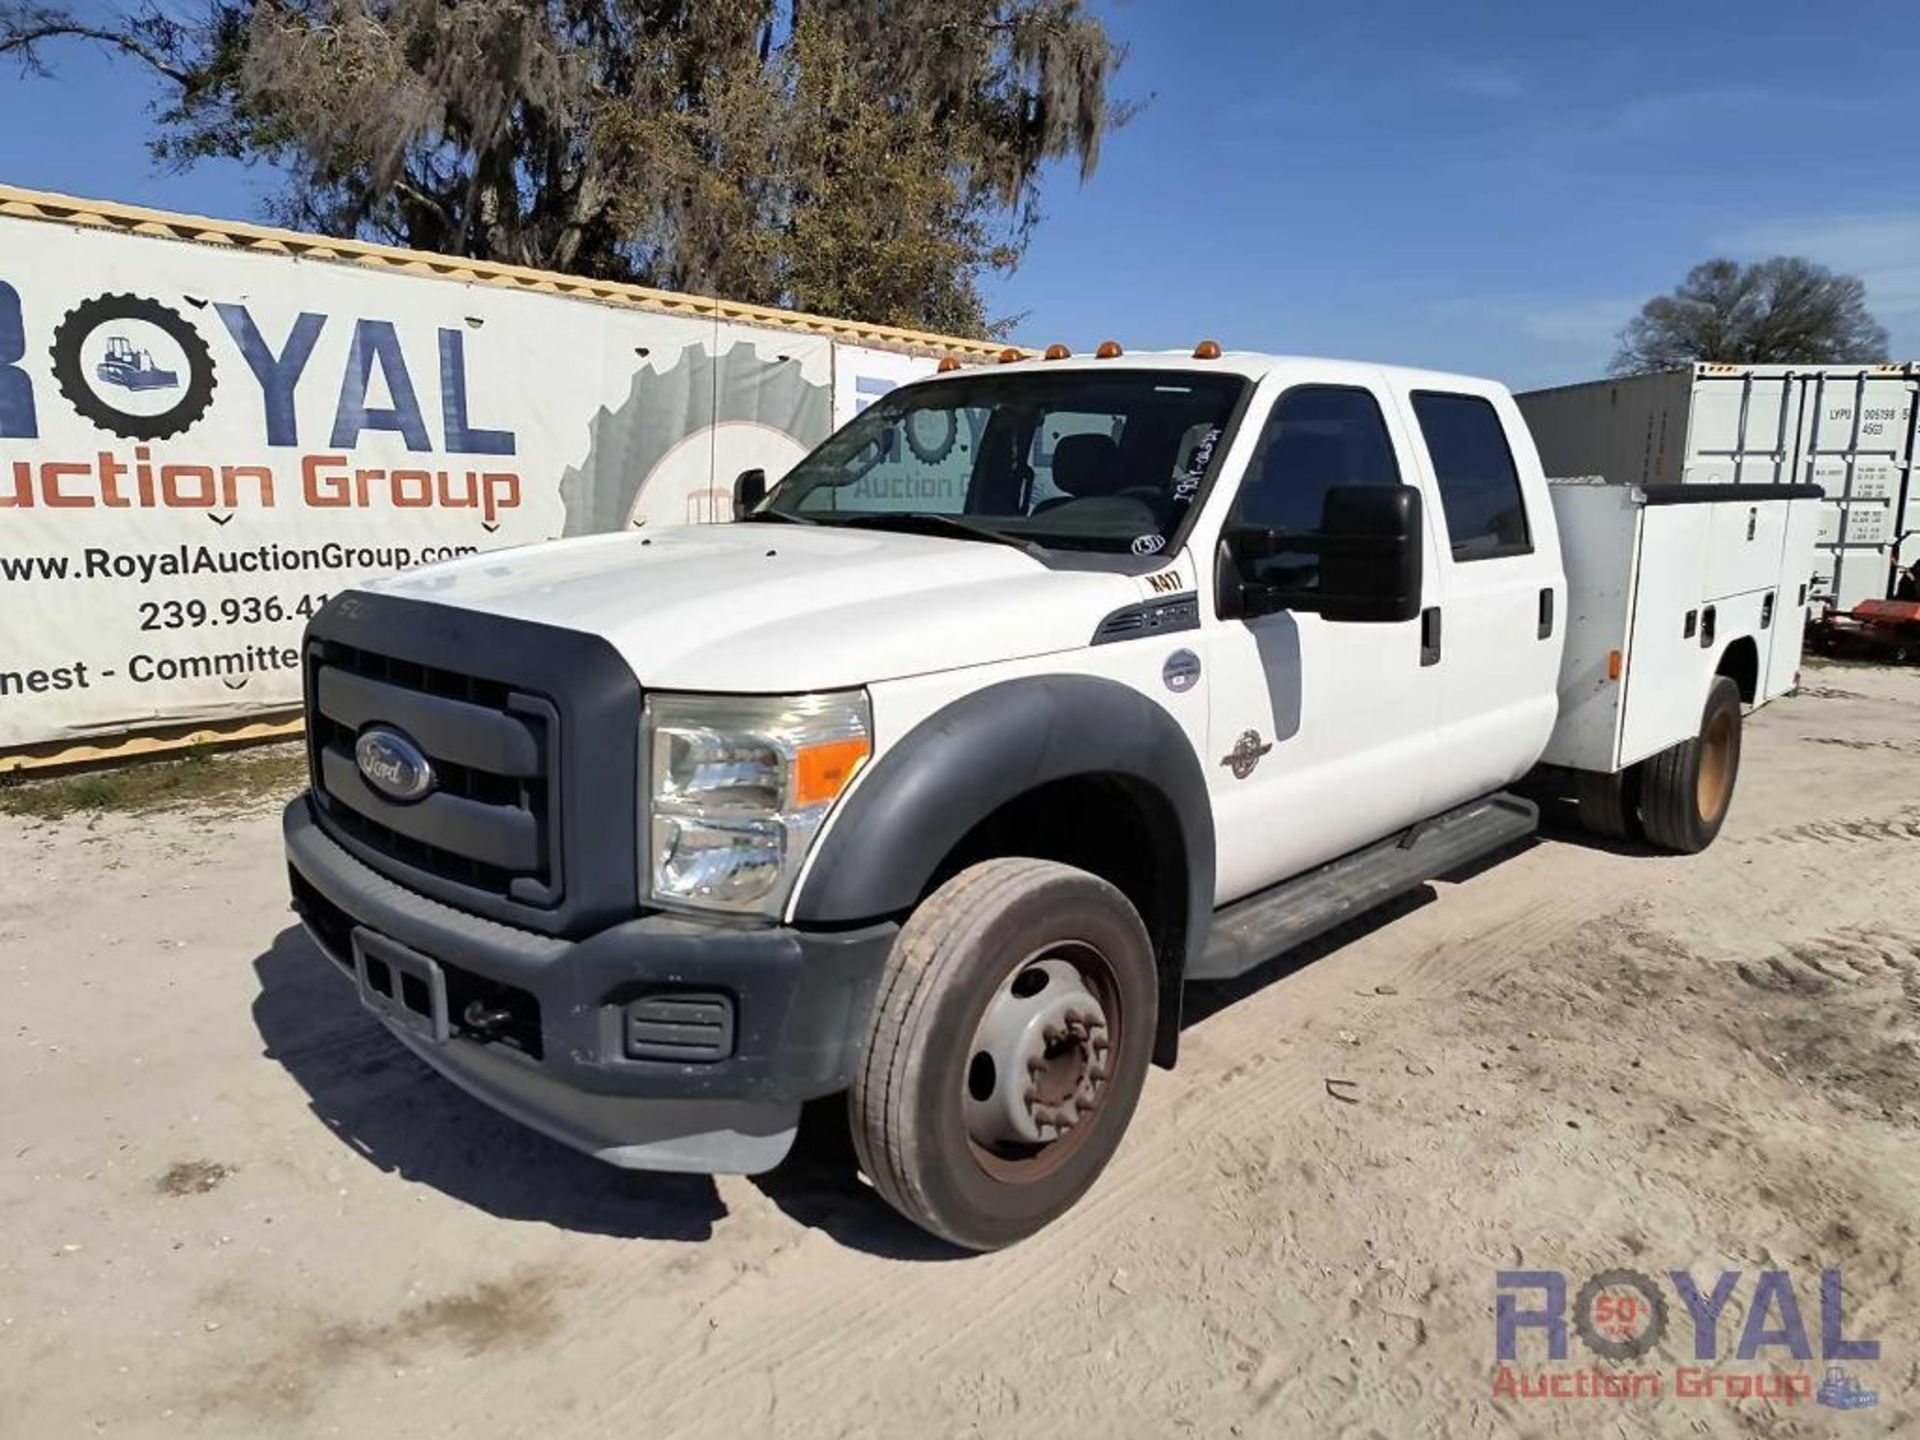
[{"xmin": 962, "ymin": 943, "xmax": 1118, "ymax": 1182}]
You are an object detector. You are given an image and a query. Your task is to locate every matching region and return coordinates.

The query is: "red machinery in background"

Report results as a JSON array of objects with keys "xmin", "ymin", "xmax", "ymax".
[{"xmin": 1812, "ymin": 597, "xmax": 1920, "ymax": 665}]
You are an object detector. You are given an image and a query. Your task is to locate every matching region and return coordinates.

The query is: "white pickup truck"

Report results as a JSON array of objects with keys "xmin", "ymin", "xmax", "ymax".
[{"xmin": 284, "ymin": 347, "xmax": 1822, "ymax": 1249}]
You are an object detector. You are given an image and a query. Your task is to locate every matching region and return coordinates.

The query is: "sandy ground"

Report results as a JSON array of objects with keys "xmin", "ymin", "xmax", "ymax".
[{"xmin": 3, "ymin": 662, "xmax": 1918, "ymax": 1438}]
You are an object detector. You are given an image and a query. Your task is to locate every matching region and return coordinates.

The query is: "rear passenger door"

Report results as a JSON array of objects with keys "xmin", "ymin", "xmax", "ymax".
[{"xmin": 1400, "ymin": 388, "xmax": 1563, "ymax": 808}]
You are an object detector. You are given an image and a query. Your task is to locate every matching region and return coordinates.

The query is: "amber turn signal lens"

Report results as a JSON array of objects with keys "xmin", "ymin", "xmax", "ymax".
[
  {"xmin": 1607, "ymin": 649, "xmax": 1623, "ymax": 681},
  {"xmin": 1095, "ymin": 340, "xmax": 1123, "ymax": 358},
  {"xmin": 1192, "ymin": 339, "xmax": 1222, "ymax": 360},
  {"xmin": 937, "ymin": 356, "xmax": 963, "ymax": 373},
  {"xmin": 793, "ymin": 736, "xmax": 870, "ymax": 807}
]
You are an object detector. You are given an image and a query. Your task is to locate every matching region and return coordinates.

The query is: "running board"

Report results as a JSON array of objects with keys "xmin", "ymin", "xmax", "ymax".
[{"xmin": 1188, "ymin": 792, "xmax": 1538, "ymax": 982}]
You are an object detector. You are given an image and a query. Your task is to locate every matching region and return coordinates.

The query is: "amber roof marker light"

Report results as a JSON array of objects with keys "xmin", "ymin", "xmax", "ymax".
[
  {"xmin": 1192, "ymin": 339, "xmax": 1222, "ymax": 360},
  {"xmin": 936, "ymin": 356, "xmax": 963, "ymax": 373},
  {"xmin": 1044, "ymin": 343, "xmax": 1072, "ymax": 360},
  {"xmin": 997, "ymin": 346, "xmax": 1023, "ymax": 364},
  {"xmin": 1095, "ymin": 340, "xmax": 1124, "ymax": 358}
]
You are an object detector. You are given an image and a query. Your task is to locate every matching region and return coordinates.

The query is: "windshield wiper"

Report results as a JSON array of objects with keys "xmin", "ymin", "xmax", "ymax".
[
  {"xmin": 820, "ymin": 512, "xmax": 1046, "ymax": 557},
  {"xmin": 739, "ymin": 507, "xmax": 819, "ymax": 524}
]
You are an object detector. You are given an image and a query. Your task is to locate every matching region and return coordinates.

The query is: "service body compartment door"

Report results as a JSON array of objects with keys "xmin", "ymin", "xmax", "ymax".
[
  {"xmin": 1764, "ymin": 497, "xmax": 1823, "ymax": 699},
  {"xmin": 1617, "ymin": 505, "xmax": 1716, "ymax": 768},
  {"xmin": 1706, "ymin": 500, "xmax": 1788, "ymax": 597},
  {"xmin": 1540, "ymin": 482, "xmax": 1640, "ymax": 773}
]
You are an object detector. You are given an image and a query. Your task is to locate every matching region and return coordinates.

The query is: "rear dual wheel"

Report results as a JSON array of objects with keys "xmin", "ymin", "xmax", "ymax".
[
  {"xmin": 1639, "ymin": 675, "xmax": 1743, "ymax": 853},
  {"xmin": 850, "ymin": 858, "xmax": 1156, "ymax": 1251},
  {"xmin": 1575, "ymin": 766, "xmax": 1640, "ymax": 843},
  {"xmin": 1576, "ymin": 677, "xmax": 1743, "ymax": 853}
]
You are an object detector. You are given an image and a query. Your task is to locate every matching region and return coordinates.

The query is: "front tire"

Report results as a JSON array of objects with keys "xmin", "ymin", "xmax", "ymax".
[
  {"xmin": 850, "ymin": 858, "xmax": 1157, "ymax": 1251},
  {"xmin": 1640, "ymin": 675, "xmax": 1743, "ymax": 853}
]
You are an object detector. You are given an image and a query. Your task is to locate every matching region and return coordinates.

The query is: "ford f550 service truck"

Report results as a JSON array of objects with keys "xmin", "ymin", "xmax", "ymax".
[{"xmin": 284, "ymin": 347, "xmax": 1821, "ymax": 1249}]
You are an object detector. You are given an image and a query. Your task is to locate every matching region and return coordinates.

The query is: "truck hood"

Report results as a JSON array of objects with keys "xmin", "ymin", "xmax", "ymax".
[{"xmin": 369, "ymin": 523, "xmax": 1140, "ymax": 691}]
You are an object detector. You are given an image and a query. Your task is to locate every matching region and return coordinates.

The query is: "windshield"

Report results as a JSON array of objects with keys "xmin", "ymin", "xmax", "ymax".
[{"xmin": 762, "ymin": 369, "xmax": 1247, "ymax": 555}]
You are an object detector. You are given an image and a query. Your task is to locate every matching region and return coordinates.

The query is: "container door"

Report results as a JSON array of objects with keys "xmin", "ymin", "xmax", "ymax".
[
  {"xmin": 1681, "ymin": 368, "xmax": 1799, "ymax": 485},
  {"xmin": 1796, "ymin": 369, "xmax": 1914, "ymax": 612}
]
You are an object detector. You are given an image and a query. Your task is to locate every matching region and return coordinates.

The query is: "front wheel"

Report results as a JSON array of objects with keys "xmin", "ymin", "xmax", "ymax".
[
  {"xmin": 1640, "ymin": 675, "xmax": 1743, "ymax": 853},
  {"xmin": 850, "ymin": 858, "xmax": 1157, "ymax": 1250}
]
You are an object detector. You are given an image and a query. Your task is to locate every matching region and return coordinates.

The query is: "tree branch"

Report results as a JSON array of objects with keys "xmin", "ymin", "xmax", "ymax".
[{"xmin": 0, "ymin": 18, "xmax": 193, "ymax": 87}]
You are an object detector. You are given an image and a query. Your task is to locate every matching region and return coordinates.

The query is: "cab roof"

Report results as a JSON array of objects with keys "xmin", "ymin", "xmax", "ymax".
[{"xmin": 910, "ymin": 349, "xmax": 1509, "ymax": 397}]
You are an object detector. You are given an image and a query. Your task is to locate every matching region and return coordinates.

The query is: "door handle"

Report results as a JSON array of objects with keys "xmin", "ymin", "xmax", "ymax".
[
  {"xmin": 1537, "ymin": 587, "xmax": 1554, "ymax": 639},
  {"xmin": 1420, "ymin": 606, "xmax": 1442, "ymax": 667}
]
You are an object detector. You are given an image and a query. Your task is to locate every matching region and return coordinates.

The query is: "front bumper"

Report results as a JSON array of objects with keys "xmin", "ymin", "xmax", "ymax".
[{"xmin": 284, "ymin": 796, "xmax": 896, "ymax": 1173}]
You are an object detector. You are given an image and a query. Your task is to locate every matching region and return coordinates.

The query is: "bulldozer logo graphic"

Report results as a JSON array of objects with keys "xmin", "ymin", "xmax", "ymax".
[
  {"xmin": 49, "ymin": 292, "xmax": 217, "ymax": 441},
  {"xmin": 97, "ymin": 335, "xmax": 179, "ymax": 393}
]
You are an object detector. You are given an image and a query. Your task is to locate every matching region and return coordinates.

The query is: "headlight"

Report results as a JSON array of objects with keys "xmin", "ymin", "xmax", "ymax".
[{"xmin": 643, "ymin": 691, "xmax": 871, "ymax": 916}]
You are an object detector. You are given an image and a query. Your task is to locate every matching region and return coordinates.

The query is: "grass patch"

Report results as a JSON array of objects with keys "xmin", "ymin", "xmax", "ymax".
[{"xmin": 0, "ymin": 743, "xmax": 309, "ymax": 821}]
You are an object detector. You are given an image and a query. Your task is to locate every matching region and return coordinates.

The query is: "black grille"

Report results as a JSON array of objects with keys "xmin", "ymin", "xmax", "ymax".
[
  {"xmin": 306, "ymin": 638, "xmax": 561, "ymax": 908},
  {"xmin": 304, "ymin": 592, "xmax": 643, "ymax": 938}
]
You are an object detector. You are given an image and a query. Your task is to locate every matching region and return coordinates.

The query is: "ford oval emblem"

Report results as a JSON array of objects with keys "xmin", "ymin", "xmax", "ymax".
[{"xmin": 355, "ymin": 727, "xmax": 435, "ymax": 804}]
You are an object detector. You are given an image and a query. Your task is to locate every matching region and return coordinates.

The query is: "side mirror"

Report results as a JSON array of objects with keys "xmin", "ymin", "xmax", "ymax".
[
  {"xmin": 1315, "ymin": 484, "xmax": 1424, "ymax": 623},
  {"xmin": 732, "ymin": 468, "xmax": 768, "ymax": 517},
  {"xmin": 1221, "ymin": 484, "xmax": 1424, "ymax": 624}
]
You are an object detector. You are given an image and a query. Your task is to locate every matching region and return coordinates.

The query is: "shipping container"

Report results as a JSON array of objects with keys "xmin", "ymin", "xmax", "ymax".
[{"xmin": 1516, "ymin": 364, "xmax": 1917, "ymax": 612}]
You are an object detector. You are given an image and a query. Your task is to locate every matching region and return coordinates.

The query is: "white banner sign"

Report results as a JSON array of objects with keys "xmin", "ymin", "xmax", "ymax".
[
  {"xmin": 832, "ymin": 344, "xmax": 942, "ymax": 427},
  {"xmin": 0, "ymin": 217, "xmax": 917, "ymax": 748}
]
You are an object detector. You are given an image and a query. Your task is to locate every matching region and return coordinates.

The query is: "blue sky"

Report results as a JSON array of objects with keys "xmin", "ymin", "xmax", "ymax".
[{"xmin": 4, "ymin": 0, "xmax": 1917, "ymax": 390}]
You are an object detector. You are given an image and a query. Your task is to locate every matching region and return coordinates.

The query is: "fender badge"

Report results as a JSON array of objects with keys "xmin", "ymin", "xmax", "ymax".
[
  {"xmin": 1163, "ymin": 649, "xmax": 1201, "ymax": 693},
  {"xmin": 1221, "ymin": 729, "xmax": 1272, "ymax": 779}
]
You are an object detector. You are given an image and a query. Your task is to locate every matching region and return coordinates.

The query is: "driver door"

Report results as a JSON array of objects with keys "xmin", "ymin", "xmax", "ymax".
[{"xmin": 1203, "ymin": 380, "xmax": 1447, "ymax": 905}]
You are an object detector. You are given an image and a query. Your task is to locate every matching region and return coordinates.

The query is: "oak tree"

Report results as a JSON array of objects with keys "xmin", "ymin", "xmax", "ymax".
[
  {"xmin": 2, "ymin": 0, "xmax": 1130, "ymax": 334},
  {"xmin": 1612, "ymin": 256, "xmax": 1890, "ymax": 375}
]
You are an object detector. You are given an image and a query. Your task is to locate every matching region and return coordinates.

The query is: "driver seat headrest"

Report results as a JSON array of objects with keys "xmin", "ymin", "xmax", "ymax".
[{"xmin": 1050, "ymin": 433, "xmax": 1124, "ymax": 498}]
